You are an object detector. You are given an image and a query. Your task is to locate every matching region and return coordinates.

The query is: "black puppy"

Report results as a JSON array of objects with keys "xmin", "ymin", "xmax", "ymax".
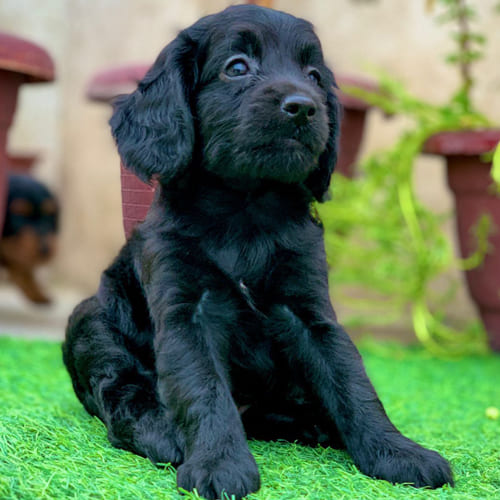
[
  {"xmin": 63, "ymin": 5, "xmax": 453, "ymax": 499},
  {"xmin": 1, "ymin": 174, "xmax": 58, "ymax": 303}
]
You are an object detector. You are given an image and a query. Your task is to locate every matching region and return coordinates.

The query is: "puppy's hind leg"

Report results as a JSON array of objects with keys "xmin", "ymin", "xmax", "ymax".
[{"xmin": 63, "ymin": 296, "xmax": 183, "ymax": 466}]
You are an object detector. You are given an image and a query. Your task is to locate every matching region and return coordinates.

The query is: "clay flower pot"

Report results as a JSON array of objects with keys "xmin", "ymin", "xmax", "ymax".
[
  {"xmin": 119, "ymin": 162, "xmax": 155, "ymax": 239},
  {"xmin": 423, "ymin": 129, "xmax": 500, "ymax": 351},
  {"xmin": 6, "ymin": 153, "xmax": 39, "ymax": 172},
  {"xmin": 336, "ymin": 75, "xmax": 380, "ymax": 178},
  {"xmin": 87, "ymin": 64, "xmax": 153, "ymax": 239},
  {"xmin": 0, "ymin": 32, "xmax": 54, "ymax": 232}
]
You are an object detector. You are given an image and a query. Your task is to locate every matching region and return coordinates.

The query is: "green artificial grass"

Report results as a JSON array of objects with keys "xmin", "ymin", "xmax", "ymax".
[{"xmin": 0, "ymin": 336, "xmax": 499, "ymax": 500}]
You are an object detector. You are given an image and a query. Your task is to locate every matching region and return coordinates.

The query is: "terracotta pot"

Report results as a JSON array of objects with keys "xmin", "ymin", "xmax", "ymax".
[
  {"xmin": 120, "ymin": 163, "xmax": 155, "ymax": 239},
  {"xmin": 6, "ymin": 153, "xmax": 39, "ymax": 172},
  {"xmin": 0, "ymin": 70, "xmax": 23, "ymax": 233},
  {"xmin": 336, "ymin": 75, "xmax": 380, "ymax": 178},
  {"xmin": 0, "ymin": 32, "xmax": 55, "ymax": 233},
  {"xmin": 423, "ymin": 129, "xmax": 500, "ymax": 351},
  {"xmin": 87, "ymin": 64, "xmax": 153, "ymax": 239},
  {"xmin": 86, "ymin": 64, "xmax": 150, "ymax": 103}
]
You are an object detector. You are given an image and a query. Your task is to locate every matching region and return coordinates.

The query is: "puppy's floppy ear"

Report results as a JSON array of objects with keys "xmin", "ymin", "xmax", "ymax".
[
  {"xmin": 110, "ymin": 32, "xmax": 198, "ymax": 185},
  {"xmin": 305, "ymin": 85, "xmax": 342, "ymax": 202}
]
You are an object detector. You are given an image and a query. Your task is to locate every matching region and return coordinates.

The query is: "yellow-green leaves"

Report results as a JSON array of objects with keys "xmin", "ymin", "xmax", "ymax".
[{"xmin": 492, "ymin": 142, "xmax": 500, "ymax": 189}]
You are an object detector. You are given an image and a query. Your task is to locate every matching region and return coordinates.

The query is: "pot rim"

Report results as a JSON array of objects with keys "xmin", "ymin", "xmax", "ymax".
[{"xmin": 422, "ymin": 128, "xmax": 500, "ymax": 156}]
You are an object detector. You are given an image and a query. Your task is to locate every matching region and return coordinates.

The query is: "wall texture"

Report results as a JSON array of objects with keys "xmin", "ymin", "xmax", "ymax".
[{"xmin": 1, "ymin": 0, "xmax": 499, "ymax": 294}]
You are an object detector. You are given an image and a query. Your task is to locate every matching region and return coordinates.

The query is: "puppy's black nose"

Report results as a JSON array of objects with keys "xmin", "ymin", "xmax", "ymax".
[{"xmin": 281, "ymin": 94, "xmax": 316, "ymax": 124}]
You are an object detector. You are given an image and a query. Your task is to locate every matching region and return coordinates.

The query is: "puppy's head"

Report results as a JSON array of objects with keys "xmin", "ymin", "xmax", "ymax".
[
  {"xmin": 1, "ymin": 174, "xmax": 59, "ymax": 264},
  {"xmin": 110, "ymin": 5, "xmax": 341, "ymax": 201}
]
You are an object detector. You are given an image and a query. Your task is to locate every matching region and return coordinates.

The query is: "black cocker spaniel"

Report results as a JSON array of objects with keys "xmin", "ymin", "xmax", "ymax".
[{"xmin": 63, "ymin": 5, "xmax": 453, "ymax": 499}]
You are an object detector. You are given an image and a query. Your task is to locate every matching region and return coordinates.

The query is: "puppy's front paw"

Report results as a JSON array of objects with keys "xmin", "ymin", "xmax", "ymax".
[
  {"xmin": 177, "ymin": 448, "xmax": 260, "ymax": 499},
  {"xmin": 359, "ymin": 435, "xmax": 454, "ymax": 488}
]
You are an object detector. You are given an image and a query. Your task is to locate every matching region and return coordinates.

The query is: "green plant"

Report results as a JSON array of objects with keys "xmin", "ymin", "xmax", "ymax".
[
  {"xmin": 492, "ymin": 142, "xmax": 500, "ymax": 190},
  {"xmin": 318, "ymin": 0, "xmax": 499, "ymax": 354},
  {"xmin": 433, "ymin": 0, "xmax": 500, "ymax": 198},
  {"xmin": 431, "ymin": 0, "xmax": 485, "ymax": 111},
  {"xmin": 319, "ymin": 76, "xmax": 489, "ymax": 355}
]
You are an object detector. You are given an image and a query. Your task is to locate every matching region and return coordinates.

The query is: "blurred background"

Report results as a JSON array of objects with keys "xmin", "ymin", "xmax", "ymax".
[{"xmin": 0, "ymin": 0, "xmax": 499, "ymax": 342}]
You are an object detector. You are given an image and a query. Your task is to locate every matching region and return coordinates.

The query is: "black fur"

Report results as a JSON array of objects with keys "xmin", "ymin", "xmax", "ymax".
[
  {"xmin": 1, "ymin": 174, "xmax": 59, "ymax": 303},
  {"xmin": 63, "ymin": 5, "xmax": 453, "ymax": 499},
  {"xmin": 2, "ymin": 174, "xmax": 58, "ymax": 239}
]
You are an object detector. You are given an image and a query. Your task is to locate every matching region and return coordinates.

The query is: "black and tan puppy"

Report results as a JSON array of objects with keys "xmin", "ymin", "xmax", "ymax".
[
  {"xmin": 63, "ymin": 5, "xmax": 453, "ymax": 499},
  {"xmin": 1, "ymin": 174, "xmax": 58, "ymax": 304}
]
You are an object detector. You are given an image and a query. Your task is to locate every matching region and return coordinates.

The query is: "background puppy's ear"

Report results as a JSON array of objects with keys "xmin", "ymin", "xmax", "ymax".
[
  {"xmin": 109, "ymin": 33, "xmax": 198, "ymax": 185},
  {"xmin": 305, "ymin": 87, "xmax": 342, "ymax": 202}
]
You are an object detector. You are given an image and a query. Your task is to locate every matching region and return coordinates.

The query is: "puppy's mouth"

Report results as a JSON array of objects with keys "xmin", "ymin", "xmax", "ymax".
[
  {"xmin": 230, "ymin": 135, "xmax": 322, "ymax": 183},
  {"xmin": 255, "ymin": 136, "xmax": 315, "ymax": 154},
  {"xmin": 282, "ymin": 137, "xmax": 313, "ymax": 150},
  {"xmin": 257, "ymin": 128, "xmax": 326, "ymax": 158}
]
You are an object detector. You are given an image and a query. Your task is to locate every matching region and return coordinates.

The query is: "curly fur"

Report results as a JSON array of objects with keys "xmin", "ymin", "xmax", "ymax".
[{"xmin": 63, "ymin": 5, "xmax": 453, "ymax": 499}]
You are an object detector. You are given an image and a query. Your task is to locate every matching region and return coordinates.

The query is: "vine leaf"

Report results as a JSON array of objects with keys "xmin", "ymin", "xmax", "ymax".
[{"xmin": 492, "ymin": 141, "xmax": 500, "ymax": 189}]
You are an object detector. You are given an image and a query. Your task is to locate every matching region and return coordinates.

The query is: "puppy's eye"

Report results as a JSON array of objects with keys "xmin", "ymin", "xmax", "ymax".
[
  {"xmin": 307, "ymin": 68, "xmax": 321, "ymax": 85},
  {"xmin": 9, "ymin": 199, "xmax": 33, "ymax": 217},
  {"xmin": 41, "ymin": 199, "xmax": 58, "ymax": 216},
  {"xmin": 224, "ymin": 57, "xmax": 250, "ymax": 78}
]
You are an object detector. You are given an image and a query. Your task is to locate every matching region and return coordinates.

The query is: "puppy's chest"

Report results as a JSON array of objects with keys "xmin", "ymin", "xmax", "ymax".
[
  {"xmin": 205, "ymin": 231, "xmax": 276, "ymax": 287},
  {"xmin": 196, "ymin": 193, "xmax": 310, "ymax": 288}
]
